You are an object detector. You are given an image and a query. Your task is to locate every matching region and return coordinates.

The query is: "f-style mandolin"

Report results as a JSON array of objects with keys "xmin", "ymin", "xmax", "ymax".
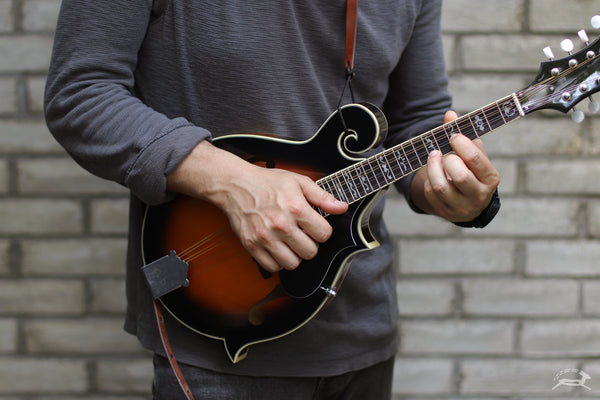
[{"xmin": 142, "ymin": 28, "xmax": 600, "ymax": 363}]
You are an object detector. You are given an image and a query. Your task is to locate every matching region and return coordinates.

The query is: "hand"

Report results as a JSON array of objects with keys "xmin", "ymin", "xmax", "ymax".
[
  {"xmin": 167, "ymin": 141, "xmax": 348, "ymax": 272},
  {"xmin": 410, "ymin": 110, "xmax": 500, "ymax": 223}
]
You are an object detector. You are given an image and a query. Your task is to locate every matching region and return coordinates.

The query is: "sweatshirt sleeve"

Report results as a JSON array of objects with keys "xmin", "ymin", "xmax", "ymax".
[
  {"xmin": 44, "ymin": 0, "xmax": 211, "ymax": 205},
  {"xmin": 382, "ymin": 0, "xmax": 452, "ymax": 208}
]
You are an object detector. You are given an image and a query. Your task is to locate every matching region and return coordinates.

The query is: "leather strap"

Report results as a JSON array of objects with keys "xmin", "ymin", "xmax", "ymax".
[
  {"xmin": 344, "ymin": 0, "xmax": 358, "ymax": 77},
  {"xmin": 153, "ymin": 300, "xmax": 196, "ymax": 400}
]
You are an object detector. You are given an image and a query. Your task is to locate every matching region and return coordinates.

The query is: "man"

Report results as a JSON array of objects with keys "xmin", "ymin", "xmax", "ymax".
[{"xmin": 44, "ymin": 1, "xmax": 500, "ymax": 398}]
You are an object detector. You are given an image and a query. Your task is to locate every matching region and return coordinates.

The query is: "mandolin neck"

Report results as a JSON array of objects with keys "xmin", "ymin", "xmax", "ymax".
[{"xmin": 316, "ymin": 94, "xmax": 523, "ymax": 212}]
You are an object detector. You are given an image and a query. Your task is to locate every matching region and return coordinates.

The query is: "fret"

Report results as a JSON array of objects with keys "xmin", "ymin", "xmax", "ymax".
[
  {"xmin": 376, "ymin": 153, "xmax": 396, "ymax": 184},
  {"xmin": 496, "ymin": 97, "xmax": 521, "ymax": 125},
  {"xmin": 355, "ymin": 163, "xmax": 375, "ymax": 194},
  {"xmin": 488, "ymin": 103, "xmax": 508, "ymax": 130},
  {"xmin": 391, "ymin": 146, "xmax": 412, "ymax": 176},
  {"xmin": 433, "ymin": 128, "xmax": 453, "ymax": 154},
  {"xmin": 457, "ymin": 117, "xmax": 476, "ymax": 140},
  {"xmin": 468, "ymin": 111, "xmax": 491, "ymax": 137},
  {"xmin": 319, "ymin": 177, "xmax": 332, "ymax": 196},
  {"xmin": 366, "ymin": 157, "xmax": 385, "ymax": 188},
  {"xmin": 409, "ymin": 138, "xmax": 424, "ymax": 167},
  {"xmin": 444, "ymin": 119, "xmax": 461, "ymax": 138},
  {"xmin": 420, "ymin": 133, "xmax": 439, "ymax": 155},
  {"xmin": 341, "ymin": 168, "xmax": 363, "ymax": 202},
  {"xmin": 330, "ymin": 175, "xmax": 348, "ymax": 203}
]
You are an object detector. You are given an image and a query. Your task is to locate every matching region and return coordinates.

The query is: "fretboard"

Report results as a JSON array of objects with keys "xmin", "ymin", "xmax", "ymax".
[{"xmin": 317, "ymin": 94, "xmax": 523, "ymax": 212}]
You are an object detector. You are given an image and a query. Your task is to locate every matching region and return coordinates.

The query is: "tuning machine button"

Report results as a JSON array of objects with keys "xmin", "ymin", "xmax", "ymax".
[
  {"xmin": 572, "ymin": 108, "xmax": 585, "ymax": 124},
  {"xmin": 590, "ymin": 98, "xmax": 600, "ymax": 114},
  {"xmin": 560, "ymin": 39, "xmax": 574, "ymax": 55},
  {"xmin": 592, "ymin": 15, "xmax": 600, "ymax": 30},
  {"xmin": 543, "ymin": 46, "xmax": 555, "ymax": 61},
  {"xmin": 579, "ymin": 30, "xmax": 590, "ymax": 45}
]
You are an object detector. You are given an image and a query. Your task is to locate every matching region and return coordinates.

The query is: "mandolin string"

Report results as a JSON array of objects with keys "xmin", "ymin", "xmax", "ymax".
[{"xmin": 178, "ymin": 226, "xmax": 229, "ymax": 259}]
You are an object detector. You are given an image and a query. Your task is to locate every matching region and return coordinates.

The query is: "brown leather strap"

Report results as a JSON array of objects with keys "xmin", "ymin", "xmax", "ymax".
[
  {"xmin": 153, "ymin": 300, "xmax": 196, "ymax": 400},
  {"xmin": 344, "ymin": 0, "xmax": 358, "ymax": 77}
]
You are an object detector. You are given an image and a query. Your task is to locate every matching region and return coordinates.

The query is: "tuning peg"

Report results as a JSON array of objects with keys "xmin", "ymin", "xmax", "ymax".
[
  {"xmin": 572, "ymin": 108, "xmax": 585, "ymax": 124},
  {"xmin": 590, "ymin": 97, "xmax": 600, "ymax": 114},
  {"xmin": 592, "ymin": 15, "xmax": 600, "ymax": 30},
  {"xmin": 579, "ymin": 29, "xmax": 590, "ymax": 45},
  {"xmin": 561, "ymin": 39, "xmax": 575, "ymax": 54},
  {"xmin": 543, "ymin": 46, "xmax": 555, "ymax": 60}
]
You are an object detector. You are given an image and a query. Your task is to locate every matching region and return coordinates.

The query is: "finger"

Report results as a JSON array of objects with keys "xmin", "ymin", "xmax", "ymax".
[
  {"xmin": 450, "ymin": 133, "xmax": 499, "ymax": 185},
  {"xmin": 250, "ymin": 247, "xmax": 284, "ymax": 273},
  {"xmin": 264, "ymin": 240, "xmax": 304, "ymax": 271},
  {"xmin": 299, "ymin": 178, "xmax": 347, "ymax": 243},
  {"xmin": 443, "ymin": 109, "xmax": 458, "ymax": 124},
  {"xmin": 426, "ymin": 150, "xmax": 456, "ymax": 199}
]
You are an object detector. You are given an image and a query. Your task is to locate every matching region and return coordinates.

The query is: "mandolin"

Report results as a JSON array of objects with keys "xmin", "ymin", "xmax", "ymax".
[{"xmin": 142, "ymin": 25, "xmax": 600, "ymax": 363}]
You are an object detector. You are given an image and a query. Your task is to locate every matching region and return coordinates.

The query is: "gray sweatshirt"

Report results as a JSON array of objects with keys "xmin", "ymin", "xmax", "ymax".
[{"xmin": 45, "ymin": 0, "xmax": 452, "ymax": 376}]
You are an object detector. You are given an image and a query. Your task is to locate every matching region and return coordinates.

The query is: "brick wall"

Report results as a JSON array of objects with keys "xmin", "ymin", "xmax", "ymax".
[{"xmin": 0, "ymin": 0, "xmax": 599, "ymax": 398}]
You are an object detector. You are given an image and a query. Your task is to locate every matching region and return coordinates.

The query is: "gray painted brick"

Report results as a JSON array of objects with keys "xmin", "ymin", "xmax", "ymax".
[
  {"xmin": 18, "ymin": 158, "xmax": 128, "ymax": 195},
  {"xmin": 0, "ymin": 36, "xmax": 53, "ymax": 72},
  {"xmin": 90, "ymin": 278, "xmax": 127, "ymax": 313},
  {"xmin": 27, "ymin": 76, "xmax": 46, "ymax": 113},
  {"xmin": 526, "ymin": 240, "xmax": 600, "ymax": 277},
  {"xmin": 96, "ymin": 358, "xmax": 154, "ymax": 393},
  {"xmin": 392, "ymin": 358, "xmax": 454, "ymax": 395},
  {"xmin": 588, "ymin": 200, "xmax": 600, "ymax": 237},
  {"xmin": 383, "ymin": 196, "xmax": 456, "ymax": 237},
  {"xmin": 0, "ymin": 0, "xmax": 13, "ymax": 32},
  {"xmin": 526, "ymin": 160, "xmax": 600, "ymax": 194},
  {"xmin": 24, "ymin": 318, "xmax": 143, "ymax": 354},
  {"xmin": 22, "ymin": 0, "xmax": 62, "ymax": 32},
  {"xmin": 0, "ymin": 279, "xmax": 84, "ymax": 315},
  {"xmin": 462, "ymin": 279, "xmax": 579, "ymax": 316},
  {"xmin": 461, "ymin": 359, "xmax": 574, "ymax": 395},
  {"xmin": 400, "ymin": 320, "xmax": 514, "ymax": 355},
  {"xmin": 482, "ymin": 117, "xmax": 583, "ymax": 157},
  {"xmin": 0, "ymin": 240, "xmax": 9, "ymax": 276},
  {"xmin": 0, "ymin": 357, "xmax": 88, "ymax": 393},
  {"xmin": 0, "ymin": 77, "xmax": 17, "ymax": 114},
  {"xmin": 0, "ymin": 318, "xmax": 17, "ymax": 352},
  {"xmin": 478, "ymin": 198, "xmax": 579, "ymax": 237},
  {"xmin": 583, "ymin": 281, "xmax": 600, "ymax": 315},
  {"xmin": 396, "ymin": 280, "xmax": 455, "ymax": 316},
  {"xmin": 399, "ymin": 240, "xmax": 515, "ymax": 275},
  {"xmin": 0, "ymin": 199, "xmax": 82, "ymax": 235},
  {"xmin": 21, "ymin": 238, "xmax": 127, "ymax": 276},
  {"xmin": 491, "ymin": 160, "xmax": 518, "ymax": 195},
  {"xmin": 522, "ymin": 320, "xmax": 600, "ymax": 356},
  {"xmin": 90, "ymin": 198, "xmax": 130, "ymax": 234},
  {"xmin": 442, "ymin": 0, "xmax": 524, "ymax": 33},
  {"xmin": 530, "ymin": 0, "xmax": 600, "ymax": 32},
  {"xmin": 449, "ymin": 74, "xmax": 527, "ymax": 113},
  {"xmin": 462, "ymin": 35, "xmax": 555, "ymax": 72},
  {"xmin": 0, "ymin": 160, "xmax": 8, "ymax": 194},
  {"xmin": 0, "ymin": 120, "xmax": 63, "ymax": 154}
]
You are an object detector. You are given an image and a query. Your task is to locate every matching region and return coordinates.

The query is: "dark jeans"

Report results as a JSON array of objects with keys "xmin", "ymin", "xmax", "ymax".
[{"xmin": 152, "ymin": 354, "xmax": 394, "ymax": 400}]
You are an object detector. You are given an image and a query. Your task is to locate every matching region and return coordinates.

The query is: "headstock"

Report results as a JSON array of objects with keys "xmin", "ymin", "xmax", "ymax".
[{"xmin": 518, "ymin": 16, "xmax": 600, "ymax": 123}]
